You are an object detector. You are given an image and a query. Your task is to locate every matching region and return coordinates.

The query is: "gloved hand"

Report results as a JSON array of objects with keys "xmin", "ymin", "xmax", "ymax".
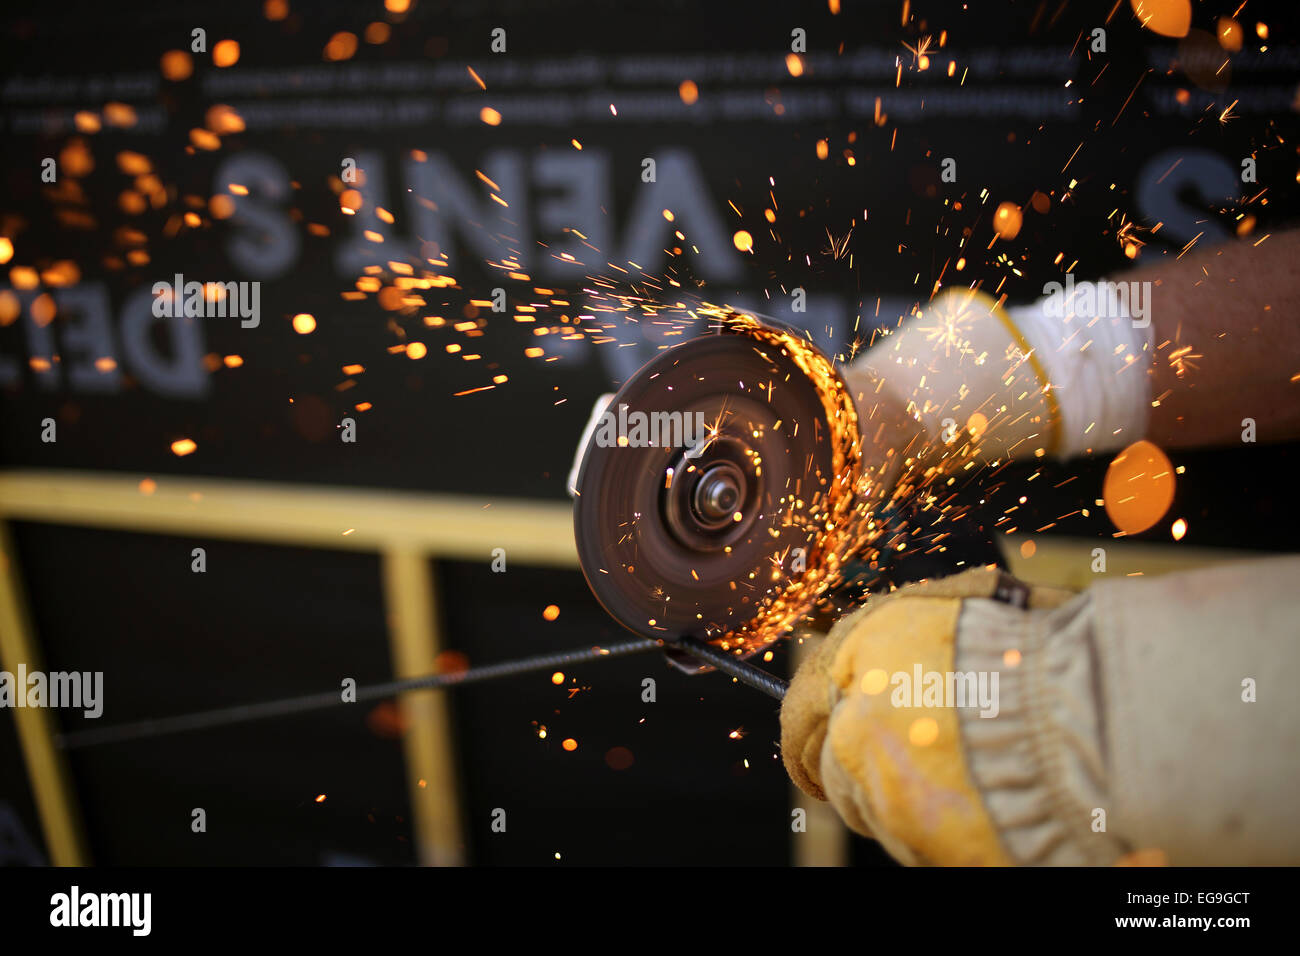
[
  {"xmin": 784, "ymin": 557, "xmax": 1300, "ymax": 866},
  {"xmin": 781, "ymin": 567, "xmax": 1076, "ymax": 865}
]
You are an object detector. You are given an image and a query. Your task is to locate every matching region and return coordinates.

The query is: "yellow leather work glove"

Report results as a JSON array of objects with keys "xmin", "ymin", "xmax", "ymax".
[{"xmin": 781, "ymin": 567, "xmax": 1073, "ymax": 865}]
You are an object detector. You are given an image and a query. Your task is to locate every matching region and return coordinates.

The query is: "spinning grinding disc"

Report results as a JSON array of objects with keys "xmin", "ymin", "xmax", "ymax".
[{"xmin": 573, "ymin": 314, "xmax": 863, "ymax": 654}]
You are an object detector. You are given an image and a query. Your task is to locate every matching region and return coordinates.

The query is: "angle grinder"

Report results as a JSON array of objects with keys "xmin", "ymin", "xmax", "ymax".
[{"xmin": 571, "ymin": 311, "xmax": 920, "ymax": 673}]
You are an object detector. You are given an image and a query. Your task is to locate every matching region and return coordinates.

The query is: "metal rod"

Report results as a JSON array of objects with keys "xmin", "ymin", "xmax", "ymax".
[
  {"xmin": 56, "ymin": 638, "xmax": 661, "ymax": 750},
  {"xmin": 671, "ymin": 636, "xmax": 789, "ymax": 700},
  {"xmin": 56, "ymin": 632, "xmax": 790, "ymax": 751}
]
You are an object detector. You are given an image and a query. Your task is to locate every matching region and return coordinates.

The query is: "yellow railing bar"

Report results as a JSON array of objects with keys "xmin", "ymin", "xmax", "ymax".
[
  {"xmin": 381, "ymin": 549, "xmax": 464, "ymax": 866},
  {"xmin": 0, "ymin": 521, "xmax": 89, "ymax": 865},
  {"xmin": 0, "ymin": 470, "xmax": 577, "ymax": 566},
  {"xmin": 999, "ymin": 533, "xmax": 1266, "ymax": 590}
]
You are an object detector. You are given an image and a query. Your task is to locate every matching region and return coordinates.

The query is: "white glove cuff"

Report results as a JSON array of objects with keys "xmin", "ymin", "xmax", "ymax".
[{"xmin": 1006, "ymin": 285, "xmax": 1154, "ymax": 459}]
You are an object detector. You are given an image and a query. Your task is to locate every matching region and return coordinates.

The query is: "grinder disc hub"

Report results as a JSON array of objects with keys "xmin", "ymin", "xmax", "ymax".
[
  {"xmin": 692, "ymin": 462, "xmax": 744, "ymax": 526},
  {"xmin": 663, "ymin": 434, "xmax": 760, "ymax": 551}
]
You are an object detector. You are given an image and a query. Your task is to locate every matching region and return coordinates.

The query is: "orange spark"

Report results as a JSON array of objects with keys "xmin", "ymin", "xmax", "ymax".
[{"xmin": 212, "ymin": 40, "xmax": 240, "ymax": 68}]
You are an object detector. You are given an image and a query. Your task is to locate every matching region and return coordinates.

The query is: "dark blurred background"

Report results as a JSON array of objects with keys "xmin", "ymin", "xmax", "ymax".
[{"xmin": 1, "ymin": 0, "xmax": 1296, "ymax": 865}]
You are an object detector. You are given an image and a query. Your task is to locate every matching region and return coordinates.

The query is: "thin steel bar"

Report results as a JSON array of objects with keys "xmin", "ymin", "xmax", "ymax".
[
  {"xmin": 56, "ymin": 638, "xmax": 661, "ymax": 750},
  {"xmin": 671, "ymin": 636, "xmax": 790, "ymax": 700}
]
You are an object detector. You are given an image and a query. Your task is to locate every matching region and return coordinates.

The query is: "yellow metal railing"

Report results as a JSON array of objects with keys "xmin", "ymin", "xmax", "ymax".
[
  {"xmin": 0, "ymin": 469, "xmax": 574, "ymax": 867},
  {"xmin": 0, "ymin": 519, "xmax": 88, "ymax": 866}
]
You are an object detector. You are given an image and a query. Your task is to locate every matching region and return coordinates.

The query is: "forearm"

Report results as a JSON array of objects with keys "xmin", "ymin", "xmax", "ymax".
[
  {"xmin": 962, "ymin": 556, "xmax": 1300, "ymax": 864},
  {"xmin": 848, "ymin": 230, "xmax": 1300, "ymax": 461},
  {"xmin": 1133, "ymin": 229, "xmax": 1300, "ymax": 448}
]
